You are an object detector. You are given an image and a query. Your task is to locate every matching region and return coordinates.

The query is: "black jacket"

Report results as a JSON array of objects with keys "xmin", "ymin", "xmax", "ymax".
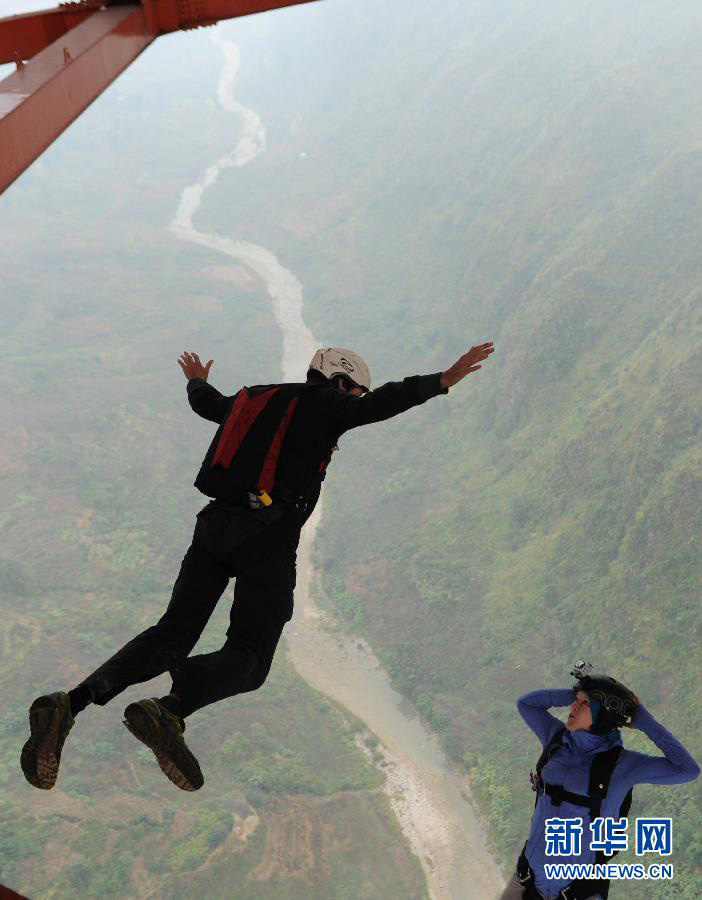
[{"xmin": 188, "ymin": 371, "xmax": 448, "ymax": 512}]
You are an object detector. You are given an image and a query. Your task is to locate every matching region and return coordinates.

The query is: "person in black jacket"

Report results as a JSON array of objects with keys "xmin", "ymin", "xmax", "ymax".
[{"xmin": 21, "ymin": 343, "xmax": 494, "ymax": 792}]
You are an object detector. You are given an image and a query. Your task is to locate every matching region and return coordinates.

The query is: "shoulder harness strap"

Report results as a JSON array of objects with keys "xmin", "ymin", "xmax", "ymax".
[
  {"xmin": 531, "ymin": 726, "xmax": 566, "ymax": 807},
  {"xmin": 587, "ymin": 744, "xmax": 626, "ymax": 819},
  {"xmin": 536, "ymin": 726, "xmax": 567, "ymax": 776}
]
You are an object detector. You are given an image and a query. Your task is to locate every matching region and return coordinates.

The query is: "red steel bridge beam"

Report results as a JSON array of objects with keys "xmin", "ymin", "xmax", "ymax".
[{"xmin": 0, "ymin": 0, "xmax": 317, "ymax": 195}]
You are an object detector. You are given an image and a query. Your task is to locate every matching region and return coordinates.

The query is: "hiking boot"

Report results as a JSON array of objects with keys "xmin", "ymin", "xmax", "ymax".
[
  {"xmin": 20, "ymin": 691, "xmax": 75, "ymax": 790},
  {"xmin": 123, "ymin": 698, "xmax": 203, "ymax": 792}
]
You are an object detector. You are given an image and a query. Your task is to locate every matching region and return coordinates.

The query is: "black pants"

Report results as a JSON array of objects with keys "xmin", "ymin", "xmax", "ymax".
[{"xmin": 79, "ymin": 500, "xmax": 299, "ymax": 718}]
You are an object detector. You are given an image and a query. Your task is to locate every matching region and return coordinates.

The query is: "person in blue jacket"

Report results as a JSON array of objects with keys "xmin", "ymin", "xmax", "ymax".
[{"xmin": 501, "ymin": 662, "xmax": 700, "ymax": 899}]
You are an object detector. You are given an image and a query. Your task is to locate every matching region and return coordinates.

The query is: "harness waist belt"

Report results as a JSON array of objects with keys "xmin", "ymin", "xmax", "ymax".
[
  {"xmin": 270, "ymin": 482, "xmax": 305, "ymax": 504},
  {"xmin": 210, "ymin": 482, "xmax": 307, "ymax": 510}
]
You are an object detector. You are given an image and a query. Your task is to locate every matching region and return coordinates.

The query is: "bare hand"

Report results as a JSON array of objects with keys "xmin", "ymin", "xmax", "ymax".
[
  {"xmin": 623, "ymin": 691, "xmax": 641, "ymax": 729},
  {"xmin": 440, "ymin": 342, "xmax": 495, "ymax": 389},
  {"xmin": 178, "ymin": 351, "xmax": 213, "ymax": 381}
]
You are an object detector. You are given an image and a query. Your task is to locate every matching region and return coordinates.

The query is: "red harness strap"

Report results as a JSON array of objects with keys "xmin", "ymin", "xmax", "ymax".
[
  {"xmin": 211, "ymin": 387, "xmax": 278, "ymax": 469},
  {"xmin": 257, "ymin": 396, "xmax": 300, "ymax": 493}
]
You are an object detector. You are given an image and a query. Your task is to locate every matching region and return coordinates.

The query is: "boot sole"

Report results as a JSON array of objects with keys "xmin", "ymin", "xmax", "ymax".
[
  {"xmin": 123, "ymin": 702, "xmax": 203, "ymax": 792},
  {"xmin": 20, "ymin": 704, "xmax": 61, "ymax": 790}
]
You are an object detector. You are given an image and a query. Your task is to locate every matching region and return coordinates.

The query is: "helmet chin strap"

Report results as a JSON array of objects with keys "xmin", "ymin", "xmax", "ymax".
[{"xmin": 332, "ymin": 374, "xmax": 360, "ymax": 393}]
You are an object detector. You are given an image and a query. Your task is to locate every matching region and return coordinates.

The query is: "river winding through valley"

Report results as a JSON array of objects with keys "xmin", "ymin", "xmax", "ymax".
[{"xmin": 168, "ymin": 31, "xmax": 503, "ymax": 900}]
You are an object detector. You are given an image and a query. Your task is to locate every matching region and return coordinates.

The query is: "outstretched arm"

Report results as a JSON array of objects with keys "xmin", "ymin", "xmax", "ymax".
[
  {"xmin": 618, "ymin": 700, "xmax": 700, "ymax": 787},
  {"xmin": 322, "ymin": 342, "xmax": 495, "ymax": 432},
  {"xmin": 439, "ymin": 343, "xmax": 495, "ymax": 389},
  {"xmin": 178, "ymin": 350, "xmax": 231, "ymax": 424},
  {"xmin": 517, "ymin": 689, "xmax": 576, "ymax": 747}
]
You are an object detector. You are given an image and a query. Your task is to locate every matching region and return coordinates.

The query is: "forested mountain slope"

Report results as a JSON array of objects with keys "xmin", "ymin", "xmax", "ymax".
[{"xmin": 197, "ymin": 2, "xmax": 702, "ymax": 896}]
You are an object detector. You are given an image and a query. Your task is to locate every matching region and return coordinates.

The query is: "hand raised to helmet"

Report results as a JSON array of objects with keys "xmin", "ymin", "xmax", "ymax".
[
  {"xmin": 623, "ymin": 691, "xmax": 642, "ymax": 728},
  {"xmin": 178, "ymin": 351, "xmax": 214, "ymax": 381},
  {"xmin": 440, "ymin": 342, "xmax": 495, "ymax": 389}
]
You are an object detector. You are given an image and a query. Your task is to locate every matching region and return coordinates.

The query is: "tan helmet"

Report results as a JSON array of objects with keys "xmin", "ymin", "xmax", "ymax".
[{"xmin": 308, "ymin": 347, "xmax": 371, "ymax": 393}]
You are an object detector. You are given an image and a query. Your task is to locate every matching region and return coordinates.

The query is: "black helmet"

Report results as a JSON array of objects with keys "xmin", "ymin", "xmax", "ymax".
[{"xmin": 575, "ymin": 673, "xmax": 637, "ymax": 735}]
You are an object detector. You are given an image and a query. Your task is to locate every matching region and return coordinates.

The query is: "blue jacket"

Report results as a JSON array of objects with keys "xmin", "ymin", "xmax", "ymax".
[{"xmin": 518, "ymin": 689, "xmax": 700, "ymax": 895}]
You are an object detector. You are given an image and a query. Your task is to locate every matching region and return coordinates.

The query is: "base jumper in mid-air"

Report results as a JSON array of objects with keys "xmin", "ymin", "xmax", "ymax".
[{"xmin": 21, "ymin": 342, "xmax": 494, "ymax": 791}]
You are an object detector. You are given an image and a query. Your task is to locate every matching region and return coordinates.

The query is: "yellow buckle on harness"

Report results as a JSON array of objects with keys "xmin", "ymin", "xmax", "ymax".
[{"xmin": 258, "ymin": 490, "xmax": 273, "ymax": 507}]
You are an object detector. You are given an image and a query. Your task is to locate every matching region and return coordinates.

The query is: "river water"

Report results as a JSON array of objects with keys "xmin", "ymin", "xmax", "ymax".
[{"xmin": 168, "ymin": 31, "xmax": 504, "ymax": 900}]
